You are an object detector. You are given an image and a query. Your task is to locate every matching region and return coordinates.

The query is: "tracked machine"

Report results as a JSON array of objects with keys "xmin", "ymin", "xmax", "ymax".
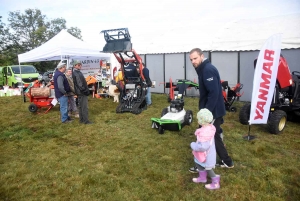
[{"xmin": 100, "ymin": 28, "xmax": 148, "ymax": 114}]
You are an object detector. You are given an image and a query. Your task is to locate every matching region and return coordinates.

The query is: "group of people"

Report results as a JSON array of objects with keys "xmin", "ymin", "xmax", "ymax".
[
  {"xmin": 54, "ymin": 49, "xmax": 230, "ymax": 190},
  {"xmin": 188, "ymin": 48, "xmax": 234, "ymax": 190},
  {"xmin": 53, "ymin": 60, "xmax": 92, "ymax": 124}
]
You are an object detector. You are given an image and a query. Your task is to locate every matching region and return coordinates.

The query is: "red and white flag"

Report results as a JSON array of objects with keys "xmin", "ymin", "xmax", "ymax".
[{"xmin": 249, "ymin": 34, "xmax": 282, "ymax": 124}]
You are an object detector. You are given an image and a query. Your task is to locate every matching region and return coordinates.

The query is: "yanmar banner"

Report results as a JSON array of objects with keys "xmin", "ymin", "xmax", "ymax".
[{"xmin": 249, "ymin": 34, "xmax": 282, "ymax": 124}]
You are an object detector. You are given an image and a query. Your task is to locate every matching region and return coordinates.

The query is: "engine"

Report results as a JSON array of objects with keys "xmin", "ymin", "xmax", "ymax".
[
  {"xmin": 278, "ymin": 91, "xmax": 290, "ymax": 105},
  {"xmin": 170, "ymin": 98, "xmax": 184, "ymax": 113}
]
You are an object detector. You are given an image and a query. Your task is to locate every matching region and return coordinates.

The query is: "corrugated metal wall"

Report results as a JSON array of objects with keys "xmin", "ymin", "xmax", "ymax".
[
  {"xmin": 141, "ymin": 49, "xmax": 299, "ymax": 101},
  {"xmin": 211, "ymin": 52, "xmax": 238, "ymax": 87}
]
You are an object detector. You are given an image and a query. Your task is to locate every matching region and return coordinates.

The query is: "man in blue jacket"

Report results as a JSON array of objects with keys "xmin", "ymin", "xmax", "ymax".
[
  {"xmin": 142, "ymin": 63, "xmax": 152, "ymax": 106},
  {"xmin": 189, "ymin": 48, "xmax": 234, "ymax": 171},
  {"xmin": 53, "ymin": 61, "xmax": 72, "ymax": 123}
]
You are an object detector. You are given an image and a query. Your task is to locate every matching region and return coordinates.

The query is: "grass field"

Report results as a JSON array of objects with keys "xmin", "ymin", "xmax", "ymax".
[{"xmin": 0, "ymin": 94, "xmax": 299, "ymax": 201}]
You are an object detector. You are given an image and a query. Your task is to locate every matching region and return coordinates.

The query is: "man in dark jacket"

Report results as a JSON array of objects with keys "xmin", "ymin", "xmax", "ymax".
[
  {"xmin": 142, "ymin": 63, "xmax": 152, "ymax": 106},
  {"xmin": 189, "ymin": 48, "xmax": 234, "ymax": 171},
  {"xmin": 72, "ymin": 60, "xmax": 93, "ymax": 124},
  {"xmin": 53, "ymin": 61, "xmax": 72, "ymax": 123}
]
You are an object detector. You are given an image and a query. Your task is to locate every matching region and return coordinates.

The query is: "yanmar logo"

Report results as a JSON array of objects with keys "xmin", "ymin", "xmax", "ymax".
[{"xmin": 206, "ymin": 77, "xmax": 213, "ymax": 81}]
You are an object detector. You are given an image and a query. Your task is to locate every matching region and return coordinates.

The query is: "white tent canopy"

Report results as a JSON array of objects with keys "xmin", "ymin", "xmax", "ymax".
[{"xmin": 18, "ymin": 29, "xmax": 110, "ymax": 63}]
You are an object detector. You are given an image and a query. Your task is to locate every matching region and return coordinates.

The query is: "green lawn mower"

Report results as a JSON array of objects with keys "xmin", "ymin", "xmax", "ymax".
[{"xmin": 151, "ymin": 80, "xmax": 195, "ymax": 134}]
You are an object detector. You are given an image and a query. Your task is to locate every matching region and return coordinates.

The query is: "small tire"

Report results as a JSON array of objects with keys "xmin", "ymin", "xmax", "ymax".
[
  {"xmin": 161, "ymin": 108, "xmax": 168, "ymax": 117},
  {"xmin": 267, "ymin": 110, "xmax": 287, "ymax": 134},
  {"xmin": 28, "ymin": 104, "xmax": 38, "ymax": 113},
  {"xmin": 158, "ymin": 126, "xmax": 164, "ymax": 134},
  {"xmin": 239, "ymin": 103, "xmax": 251, "ymax": 125},
  {"xmin": 230, "ymin": 107, "xmax": 237, "ymax": 112},
  {"xmin": 184, "ymin": 110, "xmax": 193, "ymax": 125}
]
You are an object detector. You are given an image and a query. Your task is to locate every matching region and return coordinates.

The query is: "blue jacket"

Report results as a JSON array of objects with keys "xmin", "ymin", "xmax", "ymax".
[
  {"xmin": 195, "ymin": 59, "xmax": 226, "ymax": 119},
  {"xmin": 142, "ymin": 67, "xmax": 152, "ymax": 87},
  {"xmin": 54, "ymin": 70, "xmax": 71, "ymax": 99}
]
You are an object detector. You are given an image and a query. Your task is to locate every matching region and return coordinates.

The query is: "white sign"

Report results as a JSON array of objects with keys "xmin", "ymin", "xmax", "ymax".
[
  {"xmin": 249, "ymin": 34, "xmax": 282, "ymax": 124},
  {"xmin": 51, "ymin": 98, "xmax": 58, "ymax": 106},
  {"xmin": 80, "ymin": 57, "xmax": 110, "ymax": 77}
]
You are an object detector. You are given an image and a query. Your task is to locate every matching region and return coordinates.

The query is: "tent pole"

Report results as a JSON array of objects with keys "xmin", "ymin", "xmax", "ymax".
[{"xmin": 18, "ymin": 61, "xmax": 26, "ymax": 102}]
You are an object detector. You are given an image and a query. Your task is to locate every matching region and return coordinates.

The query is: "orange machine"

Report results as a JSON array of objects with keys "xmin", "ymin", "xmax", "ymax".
[{"xmin": 26, "ymin": 80, "xmax": 55, "ymax": 114}]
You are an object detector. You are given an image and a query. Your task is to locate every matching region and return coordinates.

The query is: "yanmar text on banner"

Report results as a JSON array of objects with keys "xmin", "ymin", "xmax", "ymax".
[{"xmin": 249, "ymin": 34, "xmax": 282, "ymax": 124}]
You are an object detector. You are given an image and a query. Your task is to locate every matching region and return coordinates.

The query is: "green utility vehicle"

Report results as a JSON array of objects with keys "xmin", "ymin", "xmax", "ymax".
[{"xmin": 0, "ymin": 65, "xmax": 39, "ymax": 88}]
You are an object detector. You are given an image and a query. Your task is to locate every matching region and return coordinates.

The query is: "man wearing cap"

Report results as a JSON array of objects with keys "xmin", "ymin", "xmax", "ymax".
[
  {"xmin": 53, "ymin": 61, "xmax": 72, "ymax": 123},
  {"xmin": 72, "ymin": 60, "xmax": 93, "ymax": 124}
]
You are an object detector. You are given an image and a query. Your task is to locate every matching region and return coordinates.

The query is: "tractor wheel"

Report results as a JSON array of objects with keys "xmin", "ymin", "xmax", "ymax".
[
  {"xmin": 184, "ymin": 110, "xmax": 193, "ymax": 125},
  {"xmin": 267, "ymin": 110, "xmax": 287, "ymax": 134},
  {"xmin": 230, "ymin": 107, "xmax": 237, "ymax": 112},
  {"xmin": 28, "ymin": 103, "xmax": 38, "ymax": 113},
  {"xmin": 161, "ymin": 108, "xmax": 168, "ymax": 117},
  {"xmin": 239, "ymin": 103, "xmax": 251, "ymax": 125},
  {"xmin": 158, "ymin": 126, "xmax": 164, "ymax": 134}
]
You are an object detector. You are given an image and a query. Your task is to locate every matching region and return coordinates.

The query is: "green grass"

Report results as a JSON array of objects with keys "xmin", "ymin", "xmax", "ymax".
[{"xmin": 0, "ymin": 94, "xmax": 299, "ymax": 201}]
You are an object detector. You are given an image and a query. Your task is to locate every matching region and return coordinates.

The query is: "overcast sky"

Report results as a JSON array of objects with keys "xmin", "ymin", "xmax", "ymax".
[{"xmin": 0, "ymin": 0, "xmax": 299, "ymax": 53}]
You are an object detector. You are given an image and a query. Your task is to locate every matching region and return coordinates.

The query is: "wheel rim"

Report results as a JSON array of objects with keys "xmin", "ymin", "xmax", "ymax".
[
  {"xmin": 189, "ymin": 114, "xmax": 193, "ymax": 123},
  {"xmin": 278, "ymin": 116, "xmax": 286, "ymax": 131}
]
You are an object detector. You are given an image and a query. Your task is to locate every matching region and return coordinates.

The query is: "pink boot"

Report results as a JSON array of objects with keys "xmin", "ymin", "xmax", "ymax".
[
  {"xmin": 192, "ymin": 171, "xmax": 207, "ymax": 183},
  {"xmin": 205, "ymin": 175, "xmax": 220, "ymax": 190}
]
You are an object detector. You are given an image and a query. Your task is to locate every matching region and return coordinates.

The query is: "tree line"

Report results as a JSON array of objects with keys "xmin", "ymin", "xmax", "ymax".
[{"xmin": 0, "ymin": 8, "xmax": 82, "ymax": 72}]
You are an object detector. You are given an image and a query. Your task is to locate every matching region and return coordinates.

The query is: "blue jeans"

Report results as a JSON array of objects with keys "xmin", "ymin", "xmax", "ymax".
[
  {"xmin": 146, "ymin": 87, "xmax": 151, "ymax": 105},
  {"xmin": 58, "ymin": 96, "xmax": 68, "ymax": 122}
]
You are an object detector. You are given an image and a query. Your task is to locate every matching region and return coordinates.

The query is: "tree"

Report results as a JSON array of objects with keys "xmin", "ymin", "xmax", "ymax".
[
  {"xmin": 2, "ymin": 8, "xmax": 82, "ymax": 70},
  {"xmin": 0, "ymin": 16, "xmax": 11, "ymax": 65},
  {"xmin": 67, "ymin": 27, "xmax": 82, "ymax": 40}
]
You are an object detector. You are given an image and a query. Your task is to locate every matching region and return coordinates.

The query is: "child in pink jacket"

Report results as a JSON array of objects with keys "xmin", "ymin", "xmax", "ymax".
[{"xmin": 190, "ymin": 108, "xmax": 220, "ymax": 190}]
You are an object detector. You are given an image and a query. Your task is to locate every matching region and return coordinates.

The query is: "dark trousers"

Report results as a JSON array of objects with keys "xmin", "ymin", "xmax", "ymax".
[
  {"xmin": 214, "ymin": 117, "xmax": 232, "ymax": 165},
  {"xmin": 78, "ymin": 95, "xmax": 89, "ymax": 123}
]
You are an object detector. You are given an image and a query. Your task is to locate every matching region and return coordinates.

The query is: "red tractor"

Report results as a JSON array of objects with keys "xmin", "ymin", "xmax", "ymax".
[{"xmin": 239, "ymin": 55, "xmax": 300, "ymax": 134}]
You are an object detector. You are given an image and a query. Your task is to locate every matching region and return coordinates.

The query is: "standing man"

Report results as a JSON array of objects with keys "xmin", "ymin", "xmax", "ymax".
[
  {"xmin": 72, "ymin": 60, "xmax": 93, "ymax": 124},
  {"xmin": 53, "ymin": 61, "xmax": 72, "ymax": 123},
  {"xmin": 189, "ymin": 48, "xmax": 234, "ymax": 171},
  {"xmin": 142, "ymin": 63, "xmax": 152, "ymax": 106},
  {"xmin": 65, "ymin": 68, "xmax": 79, "ymax": 118}
]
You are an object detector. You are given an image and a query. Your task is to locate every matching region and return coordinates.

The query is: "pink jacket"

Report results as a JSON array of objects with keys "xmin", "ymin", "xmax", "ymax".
[{"xmin": 191, "ymin": 124, "xmax": 216, "ymax": 163}]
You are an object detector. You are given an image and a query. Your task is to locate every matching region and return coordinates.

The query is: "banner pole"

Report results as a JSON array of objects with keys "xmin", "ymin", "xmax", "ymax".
[{"xmin": 243, "ymin": 124, "xmax": 256, "ymax": 141}]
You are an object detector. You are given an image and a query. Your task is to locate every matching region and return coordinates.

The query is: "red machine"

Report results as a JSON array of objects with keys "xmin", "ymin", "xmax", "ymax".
[
  {"xmin": 239, "ymin": 55, "xmax": 300, "ymax": 134},
  {"xmin": 26, "ymin": 80, "xmax": 55, "ymax": 114},
  {"xmin": 164, "ymin": 78, "xmax": 199, "ymax": 102},
  {"xmin": 100, "ymin": 28, "xmax": 147, "ymax": 114},
  {"xmin": 221, "ymin": 80, "xmax": 244, "ymax": 112}
]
